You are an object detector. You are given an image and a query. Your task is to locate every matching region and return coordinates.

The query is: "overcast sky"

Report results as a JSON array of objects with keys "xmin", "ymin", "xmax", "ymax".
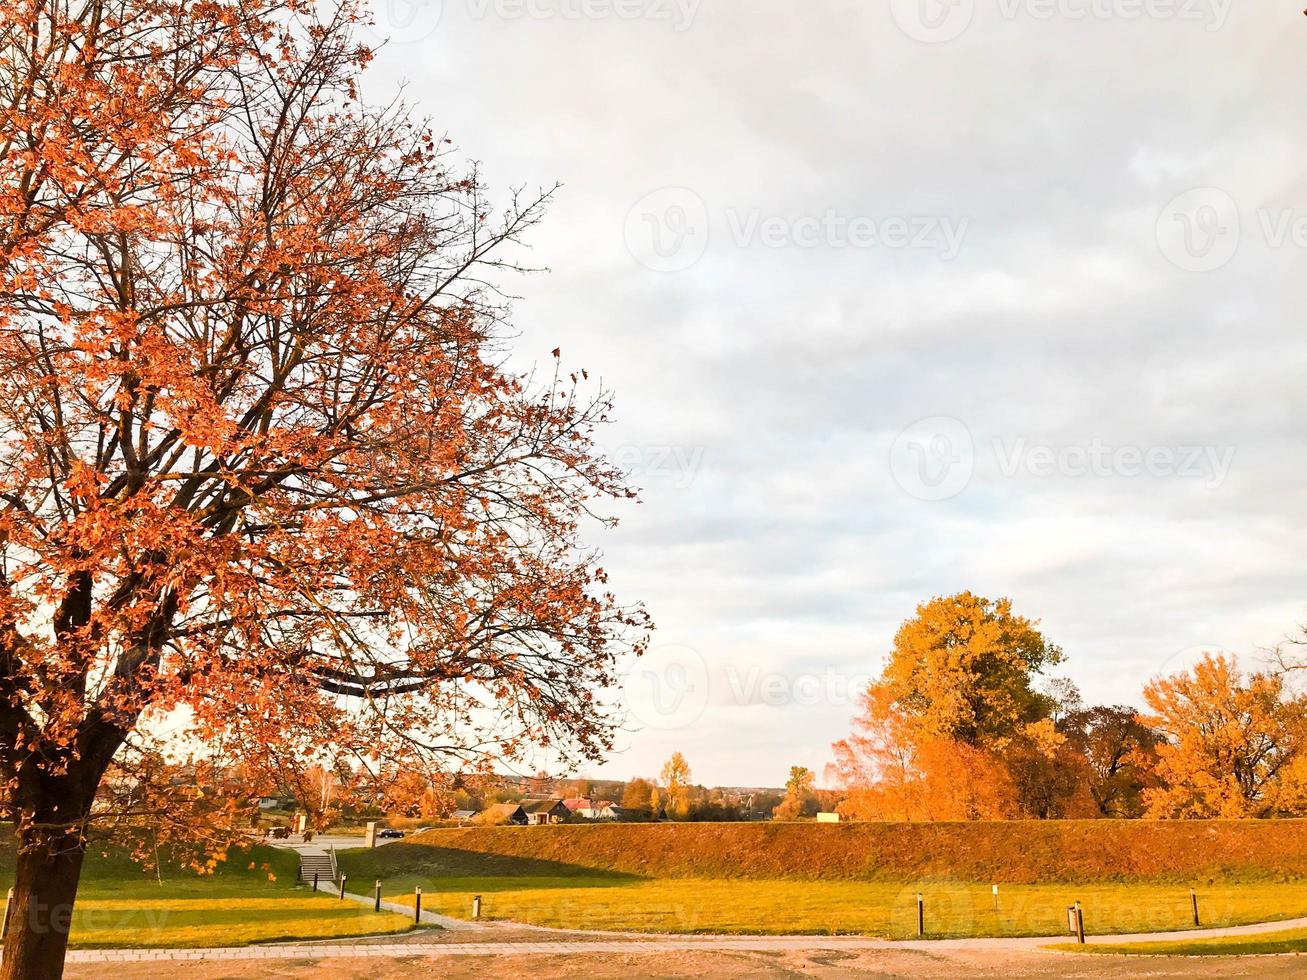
[{"xmin": 362, "ymin": 1, "xmax": 1307, "ymax": 788}]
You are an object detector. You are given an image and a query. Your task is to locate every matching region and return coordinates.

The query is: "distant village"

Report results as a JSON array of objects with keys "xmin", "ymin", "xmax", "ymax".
[{"xmin": 253, "ymin": 757, "xmax": 842, "ymax": 831}]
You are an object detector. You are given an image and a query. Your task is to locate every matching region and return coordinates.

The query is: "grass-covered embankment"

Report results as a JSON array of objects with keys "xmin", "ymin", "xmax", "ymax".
[
  {"xmin": 337, "ymin": 821, "xmax": 1307, "ymax": 938},
  {"xmin": 356, "ymin": 820, "xmax": 1307, "ymax": 882}
]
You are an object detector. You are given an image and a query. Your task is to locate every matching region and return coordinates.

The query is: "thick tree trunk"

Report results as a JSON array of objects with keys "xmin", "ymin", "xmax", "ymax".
[{"xmin": 0, "ymin": 830, "xmax": 88, "ymax": 980}]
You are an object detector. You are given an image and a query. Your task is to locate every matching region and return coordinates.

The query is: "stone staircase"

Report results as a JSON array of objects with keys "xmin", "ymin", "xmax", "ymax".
[{"xmin": 298, "ymin": 849, "xmax": 336, "ymax": 886}]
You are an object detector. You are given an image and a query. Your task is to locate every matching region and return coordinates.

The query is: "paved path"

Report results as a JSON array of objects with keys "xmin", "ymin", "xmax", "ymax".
[
  {"xmin": 57, "ymin": 911, "xmax": 1307, "ymax": 963},
  {"xmin": 307, "ymin": 876, "xmax": 481, "ymax": 931}
]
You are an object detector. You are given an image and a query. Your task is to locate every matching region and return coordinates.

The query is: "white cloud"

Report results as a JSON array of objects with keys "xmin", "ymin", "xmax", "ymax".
[{"xmin": 363, "ymin": 2, "xmax": 1307, "ymax": 786}]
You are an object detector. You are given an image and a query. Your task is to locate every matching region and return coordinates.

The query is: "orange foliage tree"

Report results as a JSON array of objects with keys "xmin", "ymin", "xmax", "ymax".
[
  {"xmin": 1142, "ymin": 654, "xmax": 1307, "ymax": 818},
  {"xmin": 830, "ymin": 593, "xmax": 1089, "ymax": 820},
  {"xmin": 830, "ymin": 684, "xmax": 1019, "ymax": 820},
  {"xmin": 772, "ymin": 765, "xmax": 818, "ymax": 820},
  {"xmin": 0, "ymin": 1, "xmax": 649, "ymax": 974}
]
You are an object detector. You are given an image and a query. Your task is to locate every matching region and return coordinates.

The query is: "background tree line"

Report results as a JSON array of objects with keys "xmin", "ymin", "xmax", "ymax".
[{"xmin": 828, "ymin": 592, "xmax": 1307, "ymax": 820}]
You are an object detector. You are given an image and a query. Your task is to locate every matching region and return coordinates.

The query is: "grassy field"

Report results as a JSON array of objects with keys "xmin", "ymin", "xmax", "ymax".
[
  {"xmin": 1049, "ymin": 927, "xmax": 1307, "ymax": 956},
  {"xmin": 337, "ymin": 823, "xmax": 1307, "ymax": 938},
  {"xmin": 0, "ymin": 843, "xmax": 414, "ymax": 948}
]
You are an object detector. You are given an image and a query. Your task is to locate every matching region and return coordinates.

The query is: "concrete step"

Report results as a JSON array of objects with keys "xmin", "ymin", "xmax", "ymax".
[{"xmin": 297, "ymin": 853, "xmax": 336, "ymax": 882}]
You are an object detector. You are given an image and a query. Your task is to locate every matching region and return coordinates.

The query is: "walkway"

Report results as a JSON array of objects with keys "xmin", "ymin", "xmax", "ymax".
[
  {"xmin": 307, "ymin": 874, "xmax": 480, "ymax": 931},
  {"xmin": 57, "ymin": 911, "xmax": 1307, "ymax": 963}
]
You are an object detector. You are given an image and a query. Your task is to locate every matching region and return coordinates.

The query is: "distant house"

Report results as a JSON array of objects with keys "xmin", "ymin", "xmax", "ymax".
[
  {"xmin": 563, "ymin": 798, "xmax": 618, "ymax": 820},
  {"xmin": 479, "ymin": 802, "xmax": 528, "ymax": 825},
  {"xmin": 451, "ymin": 809, "xmax": 476, "ymax": 823},
  {"xmin": 256, "ymin": 797, "xmax": 281, "ymax": 810},
  {"xmin": 520, "ymin": 798, "xmax": 571, "ymax": 825}
]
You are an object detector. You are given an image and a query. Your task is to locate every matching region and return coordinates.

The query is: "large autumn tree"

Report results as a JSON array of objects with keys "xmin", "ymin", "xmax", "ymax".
[
  {"xmin": 1142, "ymin": 654, "xmax": 1307, "ymax": 818},
  {"xmin": 878, "ymin": 592, "xmax": 1063, "ymax": 745},
  {"xmin": 0, "ymin": 0, "xmax": 649, "ymax": 975},
  {"xmin": 830, "ymin": 593, "xmax": 1088, "ymax": 820}
]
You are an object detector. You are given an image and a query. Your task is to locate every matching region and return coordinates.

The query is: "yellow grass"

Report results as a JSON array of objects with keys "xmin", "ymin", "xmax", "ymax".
[
  {"xmin": 0, "ymin": 844, "xmax": 415, "ymax": 949},
  {"xmin": 339, "ymin": 826, "xmax": 1307, "ymax": 938},
  {"xmin": 1048, "ymin": 927, "xmax": 1307, "ymax": 956},
  {"xmin": 67, "ymin": 892, "xmax": 414, "ymax": 948}
]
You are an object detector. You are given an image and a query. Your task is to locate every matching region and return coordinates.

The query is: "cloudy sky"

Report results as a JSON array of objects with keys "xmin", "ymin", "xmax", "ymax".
[{"xmin": 363, "ymin": 1, "xmax": 1307, "ymax": 788}]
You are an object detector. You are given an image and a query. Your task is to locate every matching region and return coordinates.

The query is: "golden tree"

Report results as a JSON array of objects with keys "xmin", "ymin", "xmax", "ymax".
[
  {"xmin": 879, "ymin": 592, "xmax": 1063, "ymax": 745},
  {"xmin": 658, "ymin": 752, "xmax": 692, "ymax": 819},
  {"xmin": 1142, "ymin": 654, "xmax": 1307, "ymax": 818},
  {"xmin": 620, "ymin": 777, "xmax": 655, "ymax": 815},
  {"xmin": 772, "ymin": 765, "xmax": 818, "ymax": 820},
  {"xmin": 830, "ymin": 593, "xmax": 1080, "ymax": 820}
]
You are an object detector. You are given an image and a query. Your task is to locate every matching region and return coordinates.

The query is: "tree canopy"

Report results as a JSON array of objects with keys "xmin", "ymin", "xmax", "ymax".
[{"xmin": 0, "ymin": 1, "xmax": 648, "ymax": 973}]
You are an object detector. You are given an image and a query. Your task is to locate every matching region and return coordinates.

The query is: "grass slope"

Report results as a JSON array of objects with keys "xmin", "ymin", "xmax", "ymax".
[
  {"xmin": 337, "ymin": 822, "xmax": 1307, "ymax": 938},
  {"xmin": 0, "ymin": 843, "xmax": 414, "ymax": 949},
  {"xmin": 358, "ymin": 821, "xmax": 1307, "ymax": 883}
]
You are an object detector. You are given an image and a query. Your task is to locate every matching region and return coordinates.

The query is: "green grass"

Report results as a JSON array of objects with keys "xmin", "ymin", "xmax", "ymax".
[
  {"xmin": 337, "ymin": 842, "xmax": 1307, "ymax": 938},
  {"xmin": 0, "ymin": 843, "xmax": 415, "ymax": 949},
  {"xmin": 1048, "ymin": 927, "xmax": 1307, "ymax": 955}
]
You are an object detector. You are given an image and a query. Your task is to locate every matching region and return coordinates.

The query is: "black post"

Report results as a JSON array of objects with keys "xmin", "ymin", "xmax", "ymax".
[
  {"xmin": 375, "ymin": 880, "xmax": 383, "ymax": 913},
  {"xmin": 414, "ymin": 886, "xmax": 423, "ymax": 923},
  {"xmin": 338, "ymin": 874, "xmax": 347, "ymax": 900},
  {"xmin": 312, "ymin": 872, "xmax": 319, "ymax": 893},
  {"xmin": 1075, "ymin": 902, "xmax": 1085, "ymax": 944},
  {"xmin": 916, "ymin": 892, "xmax": 925, "ymax": 937}
]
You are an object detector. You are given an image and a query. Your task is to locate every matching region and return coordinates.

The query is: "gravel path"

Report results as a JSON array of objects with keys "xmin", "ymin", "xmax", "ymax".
[
  {"xmin": 63, "ymin": 946, "xmax": 1306, "ymax": 979},
  {"xmin": 57, "ymin": 913, "xmax": 1307, "ymax": 963}
]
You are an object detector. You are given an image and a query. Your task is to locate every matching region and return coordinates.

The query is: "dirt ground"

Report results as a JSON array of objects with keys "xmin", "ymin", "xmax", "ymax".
[{"xmin": 64, "ymin": 947, "xmax": 1306, "ymax": 979}]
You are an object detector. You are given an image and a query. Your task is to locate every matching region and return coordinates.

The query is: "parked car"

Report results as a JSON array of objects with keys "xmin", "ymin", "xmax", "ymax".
[{"xmin": 377, "ymin": 828, "xmax": 405, "ymax": 839}]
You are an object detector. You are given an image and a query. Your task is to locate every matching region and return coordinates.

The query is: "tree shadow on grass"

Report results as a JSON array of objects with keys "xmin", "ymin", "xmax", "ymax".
[{"xmin": 347, "ymin": 843, "xmax": 646, "ymax": 886}]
